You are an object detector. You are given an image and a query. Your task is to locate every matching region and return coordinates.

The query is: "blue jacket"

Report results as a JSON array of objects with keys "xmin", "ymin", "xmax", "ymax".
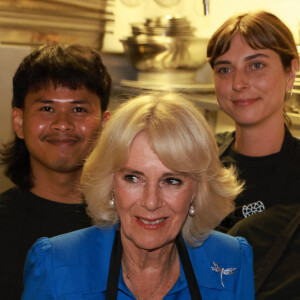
[{"xmin": 22, "ymin": 225, "xmax": 254, "ymax": 299}]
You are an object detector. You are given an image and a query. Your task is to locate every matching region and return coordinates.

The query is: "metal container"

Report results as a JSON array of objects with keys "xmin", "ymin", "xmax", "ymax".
[{"xmin": 120, "ymin": 36, "xmax": 208, "ymax": 72}]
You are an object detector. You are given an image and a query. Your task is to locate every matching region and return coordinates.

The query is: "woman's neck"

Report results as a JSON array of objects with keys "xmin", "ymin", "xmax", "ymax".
[
  {"xmin": 234, "ymin": 121, "xmax": 285, "ymax": 157},
  {"xmin": 121, "ymin": 233, "xmax": 179, "ymax": 300},
  {"xmin": 121, "ymin": 236, "xmax": 177, "ymax": 274}
]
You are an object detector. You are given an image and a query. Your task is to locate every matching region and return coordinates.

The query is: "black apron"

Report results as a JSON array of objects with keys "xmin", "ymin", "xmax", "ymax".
[{"xmin": 105, "ymin": 230, "xmax": 203, "ymax": 300}]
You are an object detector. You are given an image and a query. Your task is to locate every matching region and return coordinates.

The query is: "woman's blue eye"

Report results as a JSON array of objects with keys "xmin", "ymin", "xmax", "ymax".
[
  {"xmin": 124, "ymin": 175, "xmax": 138, "ymax": 183},
  {"xmin": 252, "ymin": 62, "xmax": 263, "ymax": 70},
  {"xmin": 165, "ymin": 178, "xmax": 182, "ymax": 185}
]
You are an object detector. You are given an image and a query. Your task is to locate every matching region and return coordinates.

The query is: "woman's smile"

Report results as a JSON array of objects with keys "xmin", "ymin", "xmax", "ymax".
[
  {"xmin": 231, "ymin": 97, "xmax": 260, "ymax": 106},
  {"xmin": 114, "ymin": 131, "xmax": 195, "ymax": 251},
  {"xmin": 136, "ymin": 216, "xmax": 168, "ymax": 230},
  {"xmin": 213, "ymin": 34, "xmax": 294, "ymax": 127}
]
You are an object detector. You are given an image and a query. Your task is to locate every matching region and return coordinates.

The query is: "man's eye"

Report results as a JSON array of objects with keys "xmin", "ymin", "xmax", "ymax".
[
  {"xmin": 165, "ymin": 178, "xmax": 182, "ymax": 186},
  {"xmin": 73, "ymin": 107, "xmax": 87, "ymax": 113},
  {"xmin": 217, "ymin": 67, "xmax": 230, "ymax": 74},
  {"xmin": 40, "ymin": 106, "xmax": 53, "ymax": 112},
  {"xmin": 124, "ymin": 175, "xmax": 139, "ymax": 183}
]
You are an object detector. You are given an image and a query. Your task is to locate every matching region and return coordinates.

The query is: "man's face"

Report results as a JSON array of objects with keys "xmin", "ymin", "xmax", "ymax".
[{"xmin": 12, "ymin": 82, "xmax": 109, "ymax": 175}]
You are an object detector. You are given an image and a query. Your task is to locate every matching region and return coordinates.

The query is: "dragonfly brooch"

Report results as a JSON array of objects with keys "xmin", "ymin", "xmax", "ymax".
[{"xmin": 211, "ymin": 261, "xmax": 237, "ymax": 288}]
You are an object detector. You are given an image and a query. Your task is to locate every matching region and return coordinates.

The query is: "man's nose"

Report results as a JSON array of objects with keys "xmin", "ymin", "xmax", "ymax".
[{"xmin": 50, "ymin": 113, "xmax": 75, "ymax": 131}]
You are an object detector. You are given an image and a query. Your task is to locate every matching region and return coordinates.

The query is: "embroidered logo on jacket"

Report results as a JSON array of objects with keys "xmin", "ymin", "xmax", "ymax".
[{"xmin": 211, "ymin": 261, "xmax": 237, "ymax": 288}]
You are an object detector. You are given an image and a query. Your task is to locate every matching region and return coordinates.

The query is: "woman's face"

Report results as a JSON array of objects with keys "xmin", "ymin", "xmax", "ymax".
[
  {"xmin": 114, "ymin": 131, "xmax": 195, "ymax": 251},
  {"xmin": 213, "ymin": 34, "xmax": 297, "ymax": 127}
]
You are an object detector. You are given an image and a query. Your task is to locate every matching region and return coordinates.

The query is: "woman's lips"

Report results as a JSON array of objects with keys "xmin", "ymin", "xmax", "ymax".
[
  {"xmin": 136, "ymin": 217, "xmax": 167, "ymax": 230},
  {"xmin": 232, "ymin": 98, "xmax": 259, "ymax": 106}
]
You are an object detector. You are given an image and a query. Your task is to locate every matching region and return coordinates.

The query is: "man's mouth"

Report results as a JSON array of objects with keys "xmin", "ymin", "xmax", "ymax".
[{"xmin": 41, "ymin": 135, "xmax": 81, "ymax": 144}]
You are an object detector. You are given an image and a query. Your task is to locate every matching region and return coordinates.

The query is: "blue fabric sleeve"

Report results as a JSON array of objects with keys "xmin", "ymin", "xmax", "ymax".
[
  {"xmin": 22, "ymin": 237, "xmax": 57, "ymax": 300},
  {"xmin": 235, "ymin": 237, "xmax": 255, "ymax": 300}
]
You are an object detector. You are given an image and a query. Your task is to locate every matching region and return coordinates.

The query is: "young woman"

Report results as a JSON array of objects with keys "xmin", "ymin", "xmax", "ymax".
[{"xmin": 207, "ymin": 11, "xmax": 300, "ymax": 232}]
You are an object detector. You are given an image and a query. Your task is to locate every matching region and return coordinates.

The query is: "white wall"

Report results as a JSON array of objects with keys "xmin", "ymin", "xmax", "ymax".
[{"xmin": 103, "ymin": 0, "xmax": 300, "ymax": 53}]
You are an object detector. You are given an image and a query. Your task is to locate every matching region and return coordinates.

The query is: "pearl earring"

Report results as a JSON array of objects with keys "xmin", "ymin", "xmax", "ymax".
[
  {"xmin": 189, "ymin": 204, "xmax": 196, "ymax": 217},
  {"xmin": 109, "ymin": 190, "xmax": 115, "ymax": 208}
]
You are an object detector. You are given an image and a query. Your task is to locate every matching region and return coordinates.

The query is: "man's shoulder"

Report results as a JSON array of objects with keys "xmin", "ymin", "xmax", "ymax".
[
  {"xmin": 0, "ymin": 187, "xmax": 28, "ymax": 234},
  {"xmin": 0, "ymin": 186, "xmax": 22, "ymax": 201},
  {"xmin": 0, "ymin": 187, "xmax": 26, "ymax": 213}
]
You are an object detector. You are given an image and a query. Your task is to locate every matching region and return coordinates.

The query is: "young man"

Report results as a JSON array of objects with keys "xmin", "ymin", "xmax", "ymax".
[{"xmin": 0, "ymin": 43, "xmax": 111, "ymax": 299}]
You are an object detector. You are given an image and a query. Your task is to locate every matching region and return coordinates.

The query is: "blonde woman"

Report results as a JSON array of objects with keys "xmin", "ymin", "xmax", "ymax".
[{"xmin": 22, "ymin": 93, "xmax": 254, "ymax": 300}]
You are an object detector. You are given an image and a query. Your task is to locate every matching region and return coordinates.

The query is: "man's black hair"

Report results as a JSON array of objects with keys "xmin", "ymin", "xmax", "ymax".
[{"xmin": 0, "ymin": 43, "xmax": 112, "ymax": 189}]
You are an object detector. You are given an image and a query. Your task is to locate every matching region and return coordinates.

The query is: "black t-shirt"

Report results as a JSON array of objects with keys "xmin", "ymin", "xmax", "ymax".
[
  {"xmin": 216, "ymin": 129, "xmax": 300, "ymax": 232},
  {"xmin": 0, "ymin": 187, "xmax": 92, "ymax": 300},
  {"xmin": 222, "ymin": 147, "xmax": 282, "ymax": 224}
]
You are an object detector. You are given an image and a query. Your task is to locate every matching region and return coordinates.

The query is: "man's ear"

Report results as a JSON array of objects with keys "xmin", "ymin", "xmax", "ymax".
[
  {"xmin": 101, "ymin": 110, "xmax": 110, "ymax": 129},
  {"xmin": 12, "ymin": 108, "xmax": 24, "ymax": 139}
]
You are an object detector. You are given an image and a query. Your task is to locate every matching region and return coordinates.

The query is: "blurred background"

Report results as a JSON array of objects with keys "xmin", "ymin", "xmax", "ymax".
[{"xmin": 0, "ymin": 0, "xmax": 300, "ymax": 192}]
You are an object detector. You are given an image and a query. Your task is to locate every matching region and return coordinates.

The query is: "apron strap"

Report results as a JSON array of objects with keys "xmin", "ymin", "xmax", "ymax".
[
  {"xmin": 106, "ymin": 231, "xmax": 203, "ymax": 300},
  {"xmin": 176, "ymin": 235, "xmax": 203, "ymax": 300},
  {"xmin": 106, "ymin": 229, "xmax": 122, "ymax": 300}
]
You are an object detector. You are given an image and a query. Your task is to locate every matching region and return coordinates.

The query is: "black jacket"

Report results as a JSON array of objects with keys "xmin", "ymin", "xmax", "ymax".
[
  {"xmin": 216, "ymin": 128, "xmax": 300, "ymax": 232},
  {"xmin": 0, "ymin": 187, "xmax": 92, "ymax": 300}
]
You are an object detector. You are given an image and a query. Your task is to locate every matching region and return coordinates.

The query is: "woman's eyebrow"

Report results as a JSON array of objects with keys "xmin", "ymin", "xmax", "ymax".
[
  {"xmin": 214, "ymin": 53, "xmax": 270, "ymax": 66},
  {"xmin": 118, "ymin": 167, "xmax": 144, "ymax": 176},
  {"xmin": 244, "ymin": 53, "xmax": 270, "ymax": 61}
]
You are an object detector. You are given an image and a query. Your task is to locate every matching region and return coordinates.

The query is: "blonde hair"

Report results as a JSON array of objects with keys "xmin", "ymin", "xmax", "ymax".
[{"xmin": 81, "ymin": 92, "xmax": 242, "ymax": 246}]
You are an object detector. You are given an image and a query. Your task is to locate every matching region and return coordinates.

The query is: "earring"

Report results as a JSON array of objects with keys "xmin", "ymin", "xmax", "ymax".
[
  {"xmin": 109, "ymin": 190, "xmax": 115, "ymax": 208},
  {"xmin": 189, "ymin": 203, "xmax": 196, "ymax": 217},
  {"xmin": 285, "ymin": 90, "xmax": 293, "ymax": 101}
]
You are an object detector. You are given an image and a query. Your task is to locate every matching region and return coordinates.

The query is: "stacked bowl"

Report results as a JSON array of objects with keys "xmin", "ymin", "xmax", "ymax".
[
  {"xmin": 131, "ymin": 15, "xmax": 196, "ymax": 37},
  {"xmin": 120, "ymin": 15, "xmax": 208, "ymax": 83}
]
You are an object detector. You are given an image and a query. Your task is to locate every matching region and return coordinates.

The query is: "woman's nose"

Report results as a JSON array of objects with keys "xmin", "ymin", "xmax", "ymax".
[
  {"xmin": 50, "ymin": 113, "xmax": 75, "ymax": 131},
  {"xmin": 141, "ymin": 183, "xmax": 162, "ymax": 211},
  {"xmin": 232, "ymin": 70, "xmax": 250, "ymax": 92}
]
